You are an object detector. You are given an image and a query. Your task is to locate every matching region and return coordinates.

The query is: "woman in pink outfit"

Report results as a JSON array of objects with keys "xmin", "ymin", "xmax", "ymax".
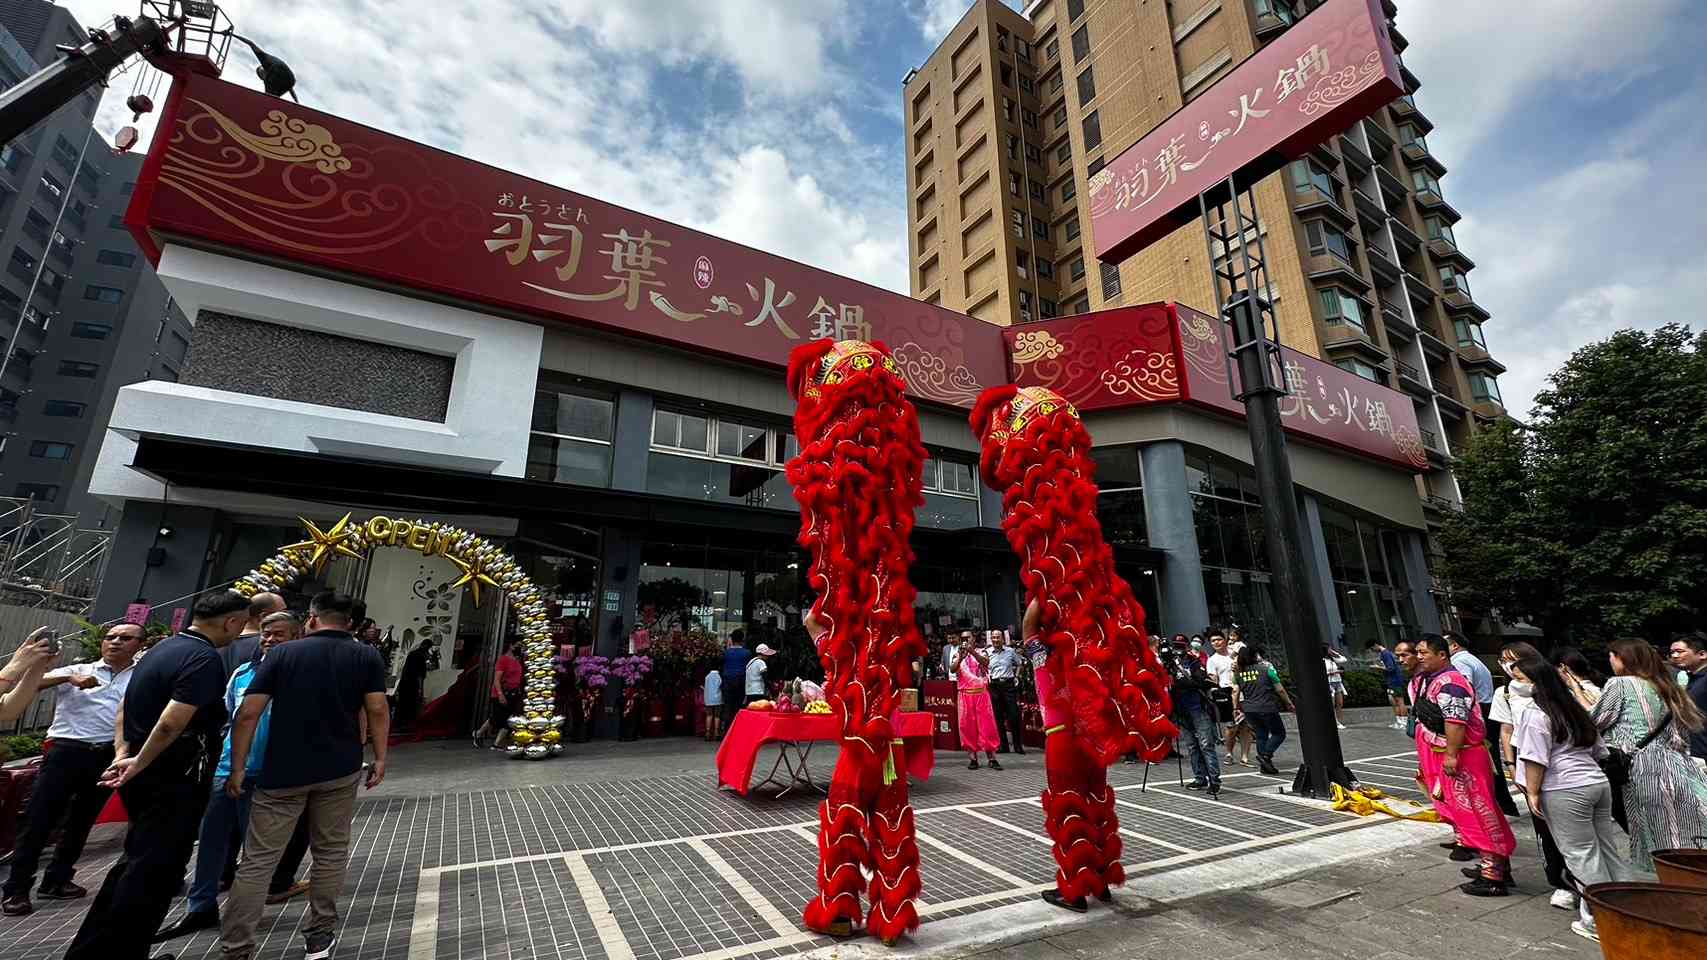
[{"xmin": 952, "ymin": 631, "xmax": 1002, "ymax": 770}]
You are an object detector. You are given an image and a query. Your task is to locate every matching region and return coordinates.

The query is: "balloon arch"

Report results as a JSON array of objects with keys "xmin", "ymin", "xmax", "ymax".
[{"xmin": 231, "ymin": 513, "xmax": 564, "ymax": 758}]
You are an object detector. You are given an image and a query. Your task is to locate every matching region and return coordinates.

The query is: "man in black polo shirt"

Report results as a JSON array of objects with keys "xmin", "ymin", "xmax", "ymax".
[
  {"xmin": 217, "ymin": 591, "xmax": 389, "ymax": 960},
  {"xmin": 64, "ymin": 590, "xmax": 250, "ymax": 960}
]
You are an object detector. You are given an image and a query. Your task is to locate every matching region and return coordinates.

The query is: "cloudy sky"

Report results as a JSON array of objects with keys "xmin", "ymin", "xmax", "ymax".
[{"xmin": 61, "ymin": 0, "xmax": 1707, "ymax": 418}]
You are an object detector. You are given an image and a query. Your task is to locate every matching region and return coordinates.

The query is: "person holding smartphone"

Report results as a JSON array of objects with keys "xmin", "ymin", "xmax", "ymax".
[
  {"xmin": 0, "ymin": 626, "xmax": 60, "ymax": 723},
  {"xmin": 2, "ymin": 623, "xmax": 145, "ymax": 916}
]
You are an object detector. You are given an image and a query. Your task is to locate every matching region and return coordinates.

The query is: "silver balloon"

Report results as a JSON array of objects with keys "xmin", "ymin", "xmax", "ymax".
[{"xmin": 524, "ymin": 744, "xmax": 548, "ymax": 759}]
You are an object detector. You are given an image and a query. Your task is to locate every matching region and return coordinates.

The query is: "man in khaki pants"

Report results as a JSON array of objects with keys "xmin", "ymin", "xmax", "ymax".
[{"xmin": 215, "ymin": 592, "xmax": 389, "ymax": 960}]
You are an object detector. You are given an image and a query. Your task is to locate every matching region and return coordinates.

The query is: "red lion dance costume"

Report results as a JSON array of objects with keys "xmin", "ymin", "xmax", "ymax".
[
  {"xmin": 971, "ymin": 385, "xmax": 1176, "ymax": 910},
  {"xmin": 786, "ymin": 339, "xmax": 926, "ymax": 944}
]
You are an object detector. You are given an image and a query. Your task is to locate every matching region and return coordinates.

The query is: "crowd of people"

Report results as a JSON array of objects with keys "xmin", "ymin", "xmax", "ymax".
[
  {"xmin": 0, "ymin": 589, "xmax": 390, "ymax": 960},
  {"xmin": 1385, "ymin": 630, "xmax": 1707, "ymax": 943}
]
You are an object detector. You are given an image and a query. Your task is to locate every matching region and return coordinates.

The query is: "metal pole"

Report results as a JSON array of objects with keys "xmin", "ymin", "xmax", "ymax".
[
  {"xmin": 0, "ymin": 121, "xmax": 97, "ymax": 394},
  {"xmin": 1225, "ymin": 295, "xmax": 1351, "ymax": 797}
]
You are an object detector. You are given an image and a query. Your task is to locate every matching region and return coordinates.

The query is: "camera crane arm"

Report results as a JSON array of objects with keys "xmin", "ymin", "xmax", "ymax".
[{"xmin": 0, "ymin": 15, "xmax": 168, "ymax": 147}]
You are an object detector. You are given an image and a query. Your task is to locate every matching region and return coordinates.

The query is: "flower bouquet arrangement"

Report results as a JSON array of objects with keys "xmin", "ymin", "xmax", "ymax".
[
  {"xmin": 611, "ymin": 654, "xmax": 653, "ymax": 718},
  {"xmin": 573, "ymin": 655, "xmax": 610, "ymax": 730}
]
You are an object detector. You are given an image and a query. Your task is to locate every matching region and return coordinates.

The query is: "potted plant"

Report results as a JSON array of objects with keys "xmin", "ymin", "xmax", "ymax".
[
  {"xmin": 572, "ymin": 655, "xmax": 610, "ymax": 742},
  {"xmin": 610, "ymin": 655, "xmax": 653, "ymax": 740}
]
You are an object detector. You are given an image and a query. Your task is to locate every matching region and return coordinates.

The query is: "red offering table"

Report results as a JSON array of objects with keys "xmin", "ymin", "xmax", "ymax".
[{"xmin": 715, "ymin": 709, "xmax": 935, "ymax": 797}]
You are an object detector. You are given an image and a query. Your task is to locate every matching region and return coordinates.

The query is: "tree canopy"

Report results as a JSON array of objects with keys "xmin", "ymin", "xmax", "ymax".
[{"xmin": 1440, "ymin": 324, "xmax": 1707, "ymax": 643}]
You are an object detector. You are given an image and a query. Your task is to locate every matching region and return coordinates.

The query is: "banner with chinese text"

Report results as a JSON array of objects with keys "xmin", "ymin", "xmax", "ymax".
[
  {"xmin": 127, "ymin": 74, "xmax": 1006, "ymax": 408},
  {"xmin": 1088, "ymin": 0, "xmax": 1402, "ymax": 262}
]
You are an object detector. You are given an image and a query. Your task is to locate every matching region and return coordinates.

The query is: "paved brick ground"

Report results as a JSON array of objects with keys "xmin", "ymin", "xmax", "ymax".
[{"xmin": 2, "ymin": 711, "xmax": 1506, "ymax": 960}]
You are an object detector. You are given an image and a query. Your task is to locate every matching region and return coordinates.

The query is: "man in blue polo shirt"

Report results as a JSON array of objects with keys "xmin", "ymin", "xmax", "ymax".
[
  {"xmin": 153, "ymin": 610, "xmax": 302, "ymax": 942},
  {"xmin": 217, "ymin": 592, "xmax": 388, "ymax": 960}
]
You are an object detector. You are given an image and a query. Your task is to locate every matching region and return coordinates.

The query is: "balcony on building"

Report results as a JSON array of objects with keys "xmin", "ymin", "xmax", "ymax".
[
  {"xmin": 1438, "ymin": 269, "xmax": 1483, "ymax": 317},
  {"xmin": 1412, "ymin": 186, "xmax": 1460, "ymax": 222},
  {"xmin": 1418, "ymin": 319, "xmax": 1453, "ymax": 361},
  {"xmin": 1373, "ymin": 163, "xmax": 1408, "ymax": 210},
  {"xmin": 1339, "ymin": 132, "xmax": 1374, "ymax": 173},
  {"xmin": 1390, "ymin": 93, "xmax": 1426, "ymax": 125},
  {"xmin": 1352, "ymin": 184, "xmax": 1387, "ymax": 228},
  {"xmin": 1403, "ymin": 270, "xmax": 1436, "ymax": 307},
  {"xmin": 1365, "ymin": 234, "xmax": 1402, "ymax": 284},
  {"xmin": 1421, "ymin": 490, "xmax": 1462, "ymax": 517},
  {"xmin": 2, "ymin": 351, "xmax": 32, "ymax": 390},
  {"xmin": 1252, "ymin": 0, "xmax": 1300, "ymax": 40},
  {"xmin": 1397, "ymin": 56, "xmax": 1422, "ymax": 95},
  {"xmin": 1362, "ymin": 118, "xmax": 1396, "ymax": 158},
  {"xmin": 1395, "ymin": 358, "xmax": 1431, "ymax": 398},
  {"xmin": 1379, "ymin": 293, "xmax": 1416, "ymax": 340},
  {"xmin": 1434, "ymin": 379, "xmax": 1469, "ymax": 418},
  {"xmin": 1401, "ymin": 135, "xmax": 1446, "ymax": 179},
  {"xmin": 1389, "ymin": 21, "xmax": 1410, "ymax": 53}
]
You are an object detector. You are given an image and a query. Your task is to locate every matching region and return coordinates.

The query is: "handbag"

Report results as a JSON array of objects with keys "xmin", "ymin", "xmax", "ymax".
[{"xmin": 1601, "ymin": 712, "xmax": 1670, "ymax": 788}]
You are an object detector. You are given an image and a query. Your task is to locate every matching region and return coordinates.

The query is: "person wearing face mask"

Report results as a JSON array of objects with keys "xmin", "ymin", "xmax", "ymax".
[{"xmin": 1490, "ymin": 642, "xmax": 1578, "ymax": 913}]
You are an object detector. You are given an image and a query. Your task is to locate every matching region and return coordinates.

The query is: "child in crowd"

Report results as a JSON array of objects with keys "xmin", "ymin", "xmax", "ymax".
[{"xmin": 703, "ymin": 665, "xmax": 724, "ymax": 741}]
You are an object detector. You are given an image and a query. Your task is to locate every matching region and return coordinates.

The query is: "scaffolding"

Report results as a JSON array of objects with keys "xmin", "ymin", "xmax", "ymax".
[{"xmin": 0, "ymin": 497, "xmax": 112, "ymax": 614}]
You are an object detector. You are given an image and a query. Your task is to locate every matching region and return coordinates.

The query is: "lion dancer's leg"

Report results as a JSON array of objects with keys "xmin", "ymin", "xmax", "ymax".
[
  {"xmin": 1040, "ymin": 730, "xmax": 1106, "ymax": 911},
  {"xmin": 866, "ymin": 741, "xmax": 921, "ymax": 944},
  {"xmin": 1086, "ymin": 759, "xmax": 1124, "ymax": 895},
  {"xmin": 804, "ymin": 748, "xmax": 872, "ymax": 937}
]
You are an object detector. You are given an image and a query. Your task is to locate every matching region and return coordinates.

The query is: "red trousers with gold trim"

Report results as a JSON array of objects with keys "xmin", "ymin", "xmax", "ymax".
[
  {"xmin": 1040, "ymin": 731, "xmax": 1123, "ymax": 900},
  {"xmin": 803, "ymin": 742, "xmax": 921, "ymax": 942}
]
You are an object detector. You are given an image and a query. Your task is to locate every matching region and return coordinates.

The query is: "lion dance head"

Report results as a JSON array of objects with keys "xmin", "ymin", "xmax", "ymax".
[
  {"xmin": 786, "ymin": 339, "xmax": 927, "ymax": 758},
  {"xmin": 971, "ymin": 385, "xmax": 1175, "ymax": 764}
]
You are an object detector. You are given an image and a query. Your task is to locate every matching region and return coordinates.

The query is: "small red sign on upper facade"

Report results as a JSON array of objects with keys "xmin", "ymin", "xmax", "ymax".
[
  {"xmin": 1088, "ymin": 0, "xmax": 1402, "ymax": 263},
  {"xmin": 1004, "ymin": 304, "xmax": 1427, "ymax": 471},
  {"xmin": 693, "ymin": 256, "xmax": 713, "ymax": 290}
]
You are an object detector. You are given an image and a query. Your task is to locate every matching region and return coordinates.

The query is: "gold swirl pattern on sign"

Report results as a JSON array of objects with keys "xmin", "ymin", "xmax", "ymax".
[
  {"xmin": 1011, "ymin": 329, "xmax": 1065, "ymax": 365},
  {"xmin": 1299, "ymin": 52, "xmax": 1383, "ymax": 117},
  {"xmin": 1392, "ymin": 425, "xmax": 1430, "ymax": 468},
  {"xmin": 191, "ymin": 101, "xmax": 351, "ymax": 173},
  {"xmin": 1176, "ymin": 308, "xmax": 1227, "ymax": 385},
  {"xmin": 889, "ymin": 341, "xmax": 982, "ymax": 405},
  {"xmin": 1100, "ymin": 348, "xmax": 1179, "ymax": 402}
]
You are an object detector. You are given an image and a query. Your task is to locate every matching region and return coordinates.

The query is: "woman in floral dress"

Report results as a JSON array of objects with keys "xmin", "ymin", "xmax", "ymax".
[{"xmin": 1593, "ymin": 638, "xmax": 1707, "ymax": 873}]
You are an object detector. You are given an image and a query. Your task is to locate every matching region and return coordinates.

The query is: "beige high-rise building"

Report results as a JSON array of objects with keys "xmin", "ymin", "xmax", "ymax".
[{"xmin": 905, "ymin": 0, "xmax": 1508, "ymax": 627}]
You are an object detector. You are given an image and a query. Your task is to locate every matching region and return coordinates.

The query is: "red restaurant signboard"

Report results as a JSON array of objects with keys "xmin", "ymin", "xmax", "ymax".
[
  {"xmin": 126, "ymin": 74, "xmax": 1006, "ymax": 409},
  {"xmin": 1005, "ymin": 304, "xmax": 1427, "ymax": 471},
  {"xmin": 1088, "ymin": 0, "xmax": 1402, "ymax": 263}
]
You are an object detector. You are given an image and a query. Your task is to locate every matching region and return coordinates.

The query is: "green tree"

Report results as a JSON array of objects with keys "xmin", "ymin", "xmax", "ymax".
[{"xmin": 1441, "ymin": 324, "xmax": 1707, "ymax": 643}]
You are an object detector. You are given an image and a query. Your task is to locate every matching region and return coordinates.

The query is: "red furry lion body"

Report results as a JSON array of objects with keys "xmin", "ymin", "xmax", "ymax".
[
  {"xmin": 972, "ymin": 384, "xmax": 1177, "ymax": 901},
  {"xmin": 786, "ymin": 339, "xmax": 926, "ymax": 943}
]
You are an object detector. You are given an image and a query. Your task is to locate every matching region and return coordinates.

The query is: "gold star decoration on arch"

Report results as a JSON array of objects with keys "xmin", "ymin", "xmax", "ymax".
[
  {"xmin": 446, "ymin": 552, "xmax": 501, "ymax": 607},
  {"xmin": 282, "ymin": 513, "xmax": 366, "ymax": 574}
]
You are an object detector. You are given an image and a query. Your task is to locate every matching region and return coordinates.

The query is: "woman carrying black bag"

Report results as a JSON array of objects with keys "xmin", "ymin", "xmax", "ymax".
[{"xmin": 1592, "ymin": 638, "xmax": 1707, "ymax": 875}]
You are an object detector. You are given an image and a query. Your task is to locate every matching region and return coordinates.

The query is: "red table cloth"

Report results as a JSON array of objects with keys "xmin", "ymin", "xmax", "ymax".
[{"xmin": 715, "ymin": 709, "xmax": 936, "ymax": 796}]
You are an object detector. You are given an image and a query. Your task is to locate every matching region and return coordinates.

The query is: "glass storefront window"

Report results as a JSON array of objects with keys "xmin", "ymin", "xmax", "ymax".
[
  {"xmin": 920, "ymin": 453, "xmax": 981, "ymax": 529},
  {"xmin": 1097, "ymin": 489, "xmax": 1147, "ymax": 547},
  {"xmin": 646, "ymin": 452, "xmax": 793, "ymax": 510},
  {"xmin": 529, "ymin": 390, "xmax": 614, "ymax": 487},
  {"xmin": 919, "ymin": 492, "xmax": 980, "ymax": 529},
  {"xmin": 527, "ymin": 435, "xmax": 612, "ymax": 487},
  {"xmin": 1092, "ymin": 446, "xmax": 1140, "ymax": 489}
]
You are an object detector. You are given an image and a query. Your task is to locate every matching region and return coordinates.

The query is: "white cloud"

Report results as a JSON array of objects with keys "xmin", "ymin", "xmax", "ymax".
[
  {"xmin": 911, "ymin": 0, "xmax": 973, "ymax": 43},
  {"xmin": 51, "ymin": 0, "xmax": 910, "ymax": 293},
  {"xmin": 1396, "ymin": 0, "xmax": 1685, "ymax": 166}
]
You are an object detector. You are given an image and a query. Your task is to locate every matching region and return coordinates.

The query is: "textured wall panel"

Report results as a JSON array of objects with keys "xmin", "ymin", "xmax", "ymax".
[{"xmin": 183, "ymin": 311, "xmax": 453, "ymax": 422}]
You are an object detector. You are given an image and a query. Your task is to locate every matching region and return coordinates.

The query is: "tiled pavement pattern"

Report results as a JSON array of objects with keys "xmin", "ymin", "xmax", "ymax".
[{"xmin": 2, "ymin": 731, "xmax": 1441, "ymax": 960}]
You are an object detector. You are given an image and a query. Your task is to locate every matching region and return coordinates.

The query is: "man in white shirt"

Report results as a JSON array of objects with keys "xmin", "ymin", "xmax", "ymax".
[
  {"xmin": 745, "ymin": 643, "xmax": 776, "ymax": 703},
  {"xmin": 986, "ymin": 631, "xmax": 1024, "ymax": 755},
  {"xmin": 1, "ymin": 623, "xmax": 144, "ymax": 915}
]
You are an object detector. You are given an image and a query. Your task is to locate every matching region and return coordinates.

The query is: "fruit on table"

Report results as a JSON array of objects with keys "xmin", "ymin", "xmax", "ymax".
[
  {"xmin": 803, "ymin": 700, "xmax": 833, "ymax": 715},
  {"xmin": 746, "ymin": 699, "xmax": 774, "ymax": 711}
]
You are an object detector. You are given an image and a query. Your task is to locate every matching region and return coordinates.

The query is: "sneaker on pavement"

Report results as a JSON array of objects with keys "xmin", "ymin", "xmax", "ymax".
[
  {"xmin": 1570, "ymin": 920, "xmax": 1599, "ymax": 942},
  {"xmin": 1550, "ymin": 889, "xmax": 1580, "ymax": 911},
  {"xmin": 305, "ymin": 932, "xmax": 338, "ymax": 960},
  {"xmin": 1186, "ymin": 779, "xmax": 1208, "ymax": 790},
  {"xmin": 36, "ymin": 882, "xmax": 87, "ymax": 900}
]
